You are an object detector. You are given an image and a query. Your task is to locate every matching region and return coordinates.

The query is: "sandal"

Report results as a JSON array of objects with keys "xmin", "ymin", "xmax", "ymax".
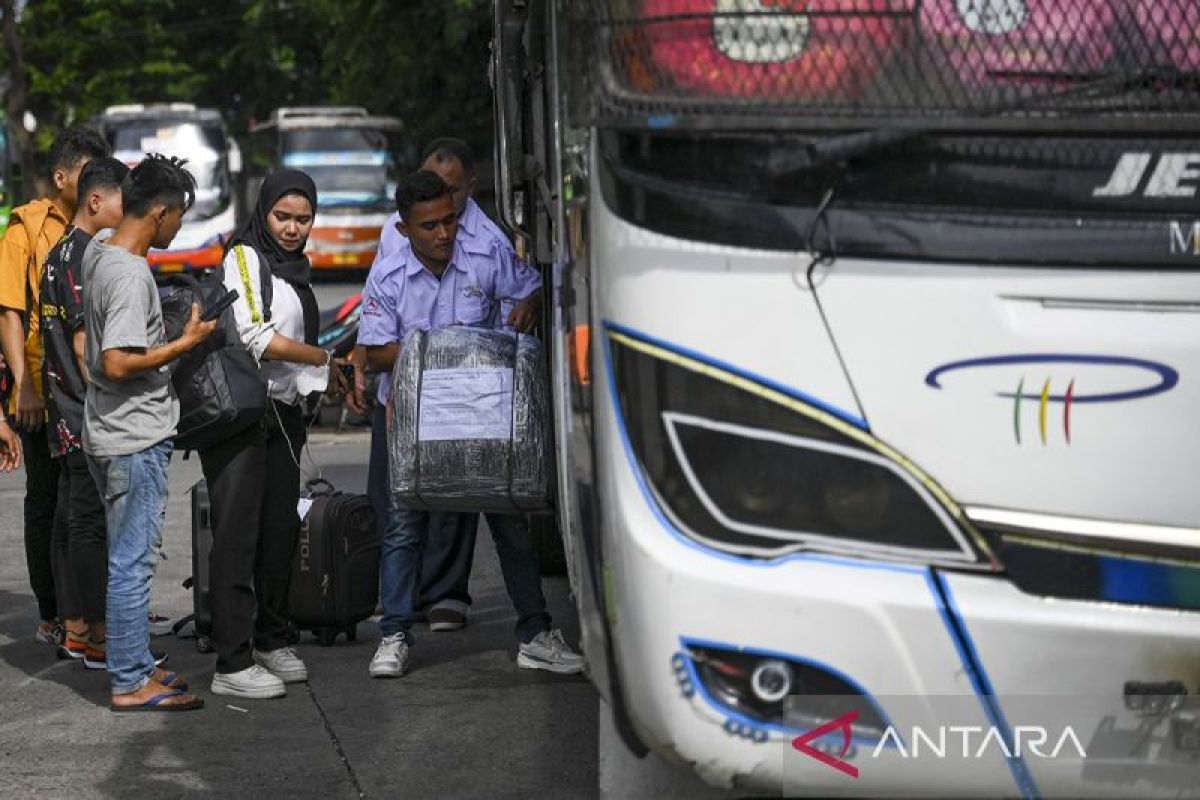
[
  {"xmin": 153, "ymin": 669, "xmax": 189, "ymax": 692},
  {"xmin": 110, "ymin": 689, "xmax": 204, "ymax": 713}
]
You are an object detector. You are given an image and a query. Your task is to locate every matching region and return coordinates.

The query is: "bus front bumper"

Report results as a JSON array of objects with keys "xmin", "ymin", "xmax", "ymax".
[{"xmin": 596, "ymin": 409, "xmax": 1200, "ymax": 797}]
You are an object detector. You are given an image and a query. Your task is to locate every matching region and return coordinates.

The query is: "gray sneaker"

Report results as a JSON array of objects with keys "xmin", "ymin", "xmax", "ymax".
[
  {"xmin": 517, "ymin": 629, "xmax": 585, "ymax": 675},
  {"xmin": 369, "ymin": 633, "xmax": 408, "ymax": 679},
  {"xmin": 254, "ymin": 646, "xmax": 309, "ymax": 683},
  {"xmin": 211, "ymin": 665, "xmax": 286, "ymax": 699}
]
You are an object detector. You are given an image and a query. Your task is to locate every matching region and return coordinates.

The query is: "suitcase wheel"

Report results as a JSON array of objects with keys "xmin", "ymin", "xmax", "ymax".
[
  {"xmin": 196, "ymin": 635, "xmax": 214, "ymax": 654},
  {"xmin": 317, "ymin": 627, "xmax": 338, "ymax": 647}
]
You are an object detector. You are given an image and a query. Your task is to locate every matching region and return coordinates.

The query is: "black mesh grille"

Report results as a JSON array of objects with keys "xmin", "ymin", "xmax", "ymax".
[{"xmin": 569, "ymin": 1, "xmax": 1200, "ymax": 130}]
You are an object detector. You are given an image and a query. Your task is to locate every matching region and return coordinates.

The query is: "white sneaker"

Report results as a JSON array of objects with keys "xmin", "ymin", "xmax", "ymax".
[
  {"xmin": 369, "ymin": 633, "xmax": 409, "ymax": 679},
  {"xmin": 517, "ymin": 629, "xmax": 585, "ymax": 675},
  {"xmin": 211, "ymin": 665, "xmax": 286, "ymax": 699},
  {"xmin": 254, "ymin": 647, "xmax": 309, "ymax": 683}
]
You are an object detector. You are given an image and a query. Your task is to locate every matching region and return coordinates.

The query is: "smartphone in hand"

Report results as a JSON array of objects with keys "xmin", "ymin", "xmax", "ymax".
[{"xmin": 201, "ymin": 289, "xmax": 239, "ymax": 322}]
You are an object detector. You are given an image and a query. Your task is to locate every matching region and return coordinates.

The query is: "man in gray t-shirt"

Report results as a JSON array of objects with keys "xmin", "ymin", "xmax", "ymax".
[
  {"xmin": 82, "ymin": 240, "xmax": 179, "ymax": 455},
  {"xmin": 82, "ymin": 155, "xmax": 213, "ymax": 713}
]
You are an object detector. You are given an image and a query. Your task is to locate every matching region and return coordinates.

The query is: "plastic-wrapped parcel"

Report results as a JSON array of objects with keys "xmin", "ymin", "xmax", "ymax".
[{"xmin": 389, "ymin": 326, "xmax": 551, "ymax": 513}]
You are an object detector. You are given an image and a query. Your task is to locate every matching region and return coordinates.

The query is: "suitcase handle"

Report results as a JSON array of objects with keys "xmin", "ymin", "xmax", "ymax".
[{"xmin": 305, "ymin": 478, "xmax": 336, "ymax": 498}]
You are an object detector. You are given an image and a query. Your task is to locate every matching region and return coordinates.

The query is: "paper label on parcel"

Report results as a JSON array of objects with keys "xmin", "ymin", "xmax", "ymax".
[{"xmin": 418, "ymin": 368, "xmax": 514, "ymax": 441}]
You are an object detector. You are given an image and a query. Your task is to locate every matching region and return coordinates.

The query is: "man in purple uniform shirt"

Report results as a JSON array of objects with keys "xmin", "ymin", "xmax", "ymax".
[
  {"xmin": 359, "ymin": 170, "xmax": 583, "ymax": 678},
  {"xmin": 362, "ymin": 139, "xmax": 524, "ymax": 633}
]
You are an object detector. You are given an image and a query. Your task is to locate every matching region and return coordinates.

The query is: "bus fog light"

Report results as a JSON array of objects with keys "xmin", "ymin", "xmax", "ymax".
[{"xmin": 750, "ymin": 659, "xmax": 793, "ymax": 704}]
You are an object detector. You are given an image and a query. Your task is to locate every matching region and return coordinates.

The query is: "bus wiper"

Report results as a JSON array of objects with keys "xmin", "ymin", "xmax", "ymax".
[{"xmin": 767, "ymin": 67, "xmax": 1191, "ymax": 177}]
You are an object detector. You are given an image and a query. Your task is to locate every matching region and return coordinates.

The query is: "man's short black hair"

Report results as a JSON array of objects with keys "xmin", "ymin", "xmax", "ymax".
[
  {"xmin": 395, "ymin": 169, "xmax": 452, "ymax": 219},
  {"xmin": 121, "ymin": 154, "xmax": 196, "ymax": 218},
  {"xmin": 420, "ymin": 137, "xmax": 475, "ymax": 177},
  {"xmin": 76, "ymin": 157, "xmax": 130, "ymax": 210},
  {"xmin": 47, "ymin": 126, "xmax": 110, "ymax": 182}
]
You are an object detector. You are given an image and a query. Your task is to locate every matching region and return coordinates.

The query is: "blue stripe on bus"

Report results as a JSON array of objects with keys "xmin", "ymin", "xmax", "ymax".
[
  {"xmin": 926, "ymin": 570, "xmax": 1041, "ymax": 800},
  {"xmin": 604, "ymin": 320, "xmax": 868, "ymax": 430},
  {"xmin": 598, "ymin": 321, "xmax": 916, "ymax": 575}
]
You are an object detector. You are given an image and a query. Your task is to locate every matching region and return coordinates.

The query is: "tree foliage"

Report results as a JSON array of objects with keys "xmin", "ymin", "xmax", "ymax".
[{"xmin": 6, "ymin": 0, "xmax": 494, "ymax": 186}]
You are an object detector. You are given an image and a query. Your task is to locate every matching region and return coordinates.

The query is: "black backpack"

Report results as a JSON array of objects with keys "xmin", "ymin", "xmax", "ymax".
[{"xmin": 159, "ymin": 270, "xmax": 268, "ymax": 451}]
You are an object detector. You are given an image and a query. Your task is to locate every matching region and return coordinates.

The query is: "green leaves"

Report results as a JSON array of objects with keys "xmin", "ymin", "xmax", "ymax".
[{"xmin": 10, "ymin": 0, "xmax": 494, "ymax": 161}]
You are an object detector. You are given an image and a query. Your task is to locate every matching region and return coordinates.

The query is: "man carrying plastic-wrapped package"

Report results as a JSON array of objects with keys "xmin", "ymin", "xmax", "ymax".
[{"xmin": 359, "ymin": 170, "xmax": 583, "ymax": 678}]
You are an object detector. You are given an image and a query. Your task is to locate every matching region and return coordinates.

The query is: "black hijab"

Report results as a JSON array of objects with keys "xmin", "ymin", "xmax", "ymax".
[{"xmin": 229, "ymin": 169, "xmax": 320, "ymax": 345}]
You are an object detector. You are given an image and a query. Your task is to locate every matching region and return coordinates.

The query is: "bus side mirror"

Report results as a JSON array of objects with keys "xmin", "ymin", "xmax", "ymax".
[{"xmin": 493, "ymin": 0, "xmax": 529, "ymax": 239}]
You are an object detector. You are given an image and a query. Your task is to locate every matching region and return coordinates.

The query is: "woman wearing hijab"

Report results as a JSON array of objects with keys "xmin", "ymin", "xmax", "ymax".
[{"xmin": 202, "ymin": 170, "xmax": 347, "ymax": 700}]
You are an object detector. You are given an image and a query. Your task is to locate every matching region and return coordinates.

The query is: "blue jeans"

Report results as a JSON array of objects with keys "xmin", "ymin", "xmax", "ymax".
[
  {"xmin": 87, "ymin": 440, "xmax": 172, "ymax": 694},
  {"xmin": 374, "ymin": 404, "xmax": 552, "ymax": 644},
  {"xmin": 379, "ymin": 505, "xmax": 552, "ymax": 644},
  {"xmin": 369, "ymin": 406, "xmax": 477, "ymax": 610}
]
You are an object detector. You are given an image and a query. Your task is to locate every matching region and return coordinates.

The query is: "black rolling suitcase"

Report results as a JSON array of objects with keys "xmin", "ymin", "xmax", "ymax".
[
  {"xmin": 289, "ymin": 479, "xmax": 379, "ymax": 646},
  {"xmin": 183, "ymin": 479, "xmax": 216, "ymax": 653}
]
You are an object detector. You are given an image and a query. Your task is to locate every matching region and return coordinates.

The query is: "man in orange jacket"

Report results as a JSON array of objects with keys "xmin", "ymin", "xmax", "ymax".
[{"xmin": 0, "ymin": 126, "xmax": 109, "ymax": 644}]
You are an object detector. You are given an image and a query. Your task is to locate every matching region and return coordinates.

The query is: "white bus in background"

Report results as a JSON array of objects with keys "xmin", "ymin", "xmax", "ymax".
[
  {"xmin": 493, "ymin": 1, "xmax": 1200, "ymax": 796},
  {"xmin": 246, "ymin": 107, "xmax": 405, "ymax": 274},
  {"xmin": 96, "ymin": 104, "xmax": 241, "ymax": 274}
]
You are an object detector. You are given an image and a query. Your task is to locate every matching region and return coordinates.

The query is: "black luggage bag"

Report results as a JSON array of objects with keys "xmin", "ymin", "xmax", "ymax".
[
  {"xmin": 159, "ymin": 273, "xmax": 268, "ymax": 452},
  {"xmin": 289, "ymin": 479, "xmax": 379, "ymax": 646},
  {"xmin": 188, "ymin": 479, "xmax": 216, "ymax": 653}
]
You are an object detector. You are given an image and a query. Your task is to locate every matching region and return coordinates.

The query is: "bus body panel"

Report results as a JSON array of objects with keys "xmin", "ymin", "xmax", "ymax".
[
  {"xmin": 941, "ymin": 570, "xmax": 1200, "ymax": 797},
  {"xmin": 814, "ymin": 261, "xmax": 1200, "ymax": 528},
  {"xmin": 589, "ymin": 185, "xmax": 1200, "ymax": 794},
  {"xmin": 307, "ymin": 210, "xmax": 393, "ymax": 271},
  {"xmin": 592, "ymin": 188, "xmax": 863, "ymax": 426}
]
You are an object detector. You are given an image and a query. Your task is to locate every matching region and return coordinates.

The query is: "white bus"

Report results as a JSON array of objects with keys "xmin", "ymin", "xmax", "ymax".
[
  {"xmin": 493, "ymin": 1, "xmax": 1200, "ymax": 796},
  {"xmin": 97, "ymin": 104, "xmax": 241, "ymax": 274}
]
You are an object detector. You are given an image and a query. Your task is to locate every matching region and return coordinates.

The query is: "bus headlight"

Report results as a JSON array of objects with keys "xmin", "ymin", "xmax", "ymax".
[
  {"xmin": 750, "ymin": 659, "xmax": 794, "ymax": 704},
  {"xmin": 682, "ymin": 642, "xmax": 889, "ymax": 737},
  {"xmin": 608, "ymin": 326, "xmax": 994, "ymax": 567}
]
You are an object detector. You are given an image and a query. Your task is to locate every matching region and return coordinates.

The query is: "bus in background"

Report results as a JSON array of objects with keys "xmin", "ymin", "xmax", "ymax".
[
  {"xmin": 246, "ymin": 107, "xmax": 404, "ymax": 273},
  {"xmin": 494, "ymin": 0, "xmax": 1200, "ymax": 796},
  {"xmin": 96, "ymin": 104, "xmax": 242, "ymax": 275}
]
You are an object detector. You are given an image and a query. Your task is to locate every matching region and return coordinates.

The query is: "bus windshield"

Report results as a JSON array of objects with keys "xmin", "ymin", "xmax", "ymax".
[
  {"xmin": 599, "ymin": 128, "xmax": 1198, "ymax": 268},
  {"xmin": 110, "ymin": 121, "xmax": 230, "ymax": 219},
  {"xmin": 281, "ymin": 128, "xmax": 393, "ymax": 210}
]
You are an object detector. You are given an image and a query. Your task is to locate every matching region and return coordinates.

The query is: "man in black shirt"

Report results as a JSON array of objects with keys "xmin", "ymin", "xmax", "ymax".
[{"xmin": 41, "ymin": 157, "xmax": 129, "ymax": 664}]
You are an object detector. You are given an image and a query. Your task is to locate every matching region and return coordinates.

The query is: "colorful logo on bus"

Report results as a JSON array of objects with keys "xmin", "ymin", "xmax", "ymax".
[{"xmin": 924, "ymin": 354, "xmax": 1179, "ymax": 445}]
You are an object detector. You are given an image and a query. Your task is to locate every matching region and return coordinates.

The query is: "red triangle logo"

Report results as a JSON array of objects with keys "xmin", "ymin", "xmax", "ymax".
[{"xmin": 791, "ymin": 710, "xmax": 860, "ymax": 779}]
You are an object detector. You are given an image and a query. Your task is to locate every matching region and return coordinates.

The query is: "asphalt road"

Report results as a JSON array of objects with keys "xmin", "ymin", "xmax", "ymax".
[{"xmin": 0, "ymin": 429, "xmax": 599, "ymax": 798}]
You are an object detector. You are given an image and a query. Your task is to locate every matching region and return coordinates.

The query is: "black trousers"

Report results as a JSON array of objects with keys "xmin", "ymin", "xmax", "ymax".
[
  {"xmin": 21, "ymin": 428, "xmax": 60, "ymax": 622},
  {"xmin": 50, "ymin": 449, "xmax": 107, "ymax": 623},
  {"xmin": 200, "ymin": 401, "xmax": 305, "ymax": 674}
]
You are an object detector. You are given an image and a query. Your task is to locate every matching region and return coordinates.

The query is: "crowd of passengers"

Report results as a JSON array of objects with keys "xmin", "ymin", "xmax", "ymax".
[{"xmin": 0, "ymin": 128, "xmax": 581, "ymax": 712}]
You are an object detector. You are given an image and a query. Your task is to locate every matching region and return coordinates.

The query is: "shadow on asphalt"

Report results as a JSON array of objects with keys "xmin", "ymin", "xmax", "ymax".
[{"xmin": 0, "ymin": 587, "xmax": 111, "ymax": 709}]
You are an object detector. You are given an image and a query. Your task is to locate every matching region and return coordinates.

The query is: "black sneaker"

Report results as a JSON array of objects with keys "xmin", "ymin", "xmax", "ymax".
[{"xmin": 428, "ymin": 607, "xmax": 467, "ymax": 632}]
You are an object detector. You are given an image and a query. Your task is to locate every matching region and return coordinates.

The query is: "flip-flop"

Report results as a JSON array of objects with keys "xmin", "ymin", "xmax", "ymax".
[
  {"xmin": 153, "ymin": 670, "xmax": 189, "ymax": 692},
  {"xmin": 110, "ymin": 690, "xmax": 204, "ymax": 713}
]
